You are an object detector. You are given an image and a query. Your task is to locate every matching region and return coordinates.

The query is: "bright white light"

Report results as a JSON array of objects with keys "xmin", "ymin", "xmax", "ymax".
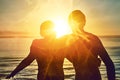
[{"xmin": 53, "ymin": 17, "xmax": 72, "ymax": 38}]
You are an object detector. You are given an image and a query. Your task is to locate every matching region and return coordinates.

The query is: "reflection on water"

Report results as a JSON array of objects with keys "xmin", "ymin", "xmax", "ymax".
[{"xmin": 0, "ymin": 37, "xmax": 120, "ymax": 80}]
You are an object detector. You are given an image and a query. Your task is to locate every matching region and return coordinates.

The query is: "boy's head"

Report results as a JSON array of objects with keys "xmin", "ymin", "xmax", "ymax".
[
  {"xmin": 40, "ymin": 20, "xmax": 56, "ymax": 38},
  {"xmin": 68, "ymin": 10, "xmax": 86, "ymax": 31}
]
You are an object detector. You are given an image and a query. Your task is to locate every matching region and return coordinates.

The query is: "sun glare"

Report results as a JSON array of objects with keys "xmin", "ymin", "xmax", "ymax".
[{"xmin": 53, "ymin": 18, "xmax": 72, "ymax": 38}]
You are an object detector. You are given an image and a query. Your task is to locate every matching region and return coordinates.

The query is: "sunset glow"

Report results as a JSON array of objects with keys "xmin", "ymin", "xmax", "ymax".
[
  {"xmin": 0, "ymin": 0, "xmax": 120, "ymax": 36},
  {"xmin": 53, "ymin": 18, "xmax": 72, "ymax": 38}
]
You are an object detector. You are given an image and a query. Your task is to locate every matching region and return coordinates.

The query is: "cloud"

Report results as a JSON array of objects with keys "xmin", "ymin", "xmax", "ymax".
[
  {"xmin": 25, "ymin": 0, "xmax": 33, "ymax": 5},
  {"xmin": 0, "ymin": 0, "xmax": 39, "ymax": 27},
  {"xmin": 0, "ymin": 0, "xmax": 120, "ymax": 35},
  {"xmin": 71, "ymin": 0, "xmax": 120, "ymax": 35}
]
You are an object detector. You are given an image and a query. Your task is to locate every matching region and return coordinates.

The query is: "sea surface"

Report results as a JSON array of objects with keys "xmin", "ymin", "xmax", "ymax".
[{"xmin": 0, "ymin": 37, "xmax": 120, "ymax": 80}]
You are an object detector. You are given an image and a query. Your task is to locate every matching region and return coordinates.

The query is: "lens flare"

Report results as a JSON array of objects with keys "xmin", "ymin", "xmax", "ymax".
[{"xmin": 53, "ymin": 18, "xmax": 72, "ymax": 38}]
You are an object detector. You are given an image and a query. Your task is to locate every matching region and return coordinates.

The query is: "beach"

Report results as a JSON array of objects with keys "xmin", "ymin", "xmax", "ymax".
[{"xmin": 0, "ymin": 37, "xmax": 120, "ymax": 80}]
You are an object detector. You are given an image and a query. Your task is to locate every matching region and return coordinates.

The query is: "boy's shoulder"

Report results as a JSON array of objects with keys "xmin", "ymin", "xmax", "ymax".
[{"xmin": 31, "ymin": 39, "xmax": 45, "ymax": 46}]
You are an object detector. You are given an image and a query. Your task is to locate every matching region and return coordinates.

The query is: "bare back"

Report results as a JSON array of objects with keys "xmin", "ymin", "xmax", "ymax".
[
  {"xmin": 66, "ymin": 33, "xmax": 105, "ymax": 80},
  {"xmin": 30, "ymin": 39, "xmax": 65, "ymax": 80}
]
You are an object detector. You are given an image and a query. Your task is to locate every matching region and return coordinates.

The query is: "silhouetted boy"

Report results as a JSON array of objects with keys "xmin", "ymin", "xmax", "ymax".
[
  {"xmin": 66, "ymin": 10, "xmax": 115, "ymax": 80},
  {"xmin": 6, "ymin": 20, "xmax": 65, "ymax": 80}
]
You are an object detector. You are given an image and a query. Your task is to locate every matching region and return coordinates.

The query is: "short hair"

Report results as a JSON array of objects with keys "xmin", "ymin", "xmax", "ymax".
[
  {"xmin": 68, "ymin": 10, "xmax": 86, "ymax": 29},
  {"xmin": 40, "ymin": 20, "xmax": 55, "ymax": 37}
]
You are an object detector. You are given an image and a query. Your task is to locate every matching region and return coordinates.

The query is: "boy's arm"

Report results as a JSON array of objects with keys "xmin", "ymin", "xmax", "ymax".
[
  {"xmin": 6, "ymin": 52, "xmax": 35, "ymax": 78},
  {"xmin": 96, "ymin": 37, "xmax": 115, "ymax": 80},
  {"xmin": 6, "ymin": 40, "xmax": 36, "ymax": 79}
]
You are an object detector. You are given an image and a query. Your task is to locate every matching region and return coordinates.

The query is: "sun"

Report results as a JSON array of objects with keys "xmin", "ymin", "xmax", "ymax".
[{"xmin": 53, "ymin": 18, "xmax": 72, "ymax": 38}]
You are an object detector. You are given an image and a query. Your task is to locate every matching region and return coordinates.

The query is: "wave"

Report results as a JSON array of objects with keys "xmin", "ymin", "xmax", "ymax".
[{"xmin": 106, "ymin": 46, "xmax": 120, "ymax": 49}]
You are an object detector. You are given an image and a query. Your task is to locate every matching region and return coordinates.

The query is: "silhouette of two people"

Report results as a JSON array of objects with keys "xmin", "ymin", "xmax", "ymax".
[{"xmin": 6, "ymin": 10, "xmax": 115, "ymax": 80}]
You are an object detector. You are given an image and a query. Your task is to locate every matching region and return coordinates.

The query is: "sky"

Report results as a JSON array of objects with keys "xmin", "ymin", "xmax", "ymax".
[{"xmin": 0, "ymin": 0, "xmax": 120, "ymax": 35}]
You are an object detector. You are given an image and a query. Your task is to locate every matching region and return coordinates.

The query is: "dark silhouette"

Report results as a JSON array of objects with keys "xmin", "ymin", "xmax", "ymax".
[
  {"xmin": 6, "ymin": 20, "xmax": 65, "ymax": 80},
  {"xmin": 66, "ymin": 10, "xmax": 115, "ymax": 80}
]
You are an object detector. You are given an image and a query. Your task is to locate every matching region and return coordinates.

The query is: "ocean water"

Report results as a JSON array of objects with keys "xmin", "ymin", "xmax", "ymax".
[{"xmin": 0, "ymin": 37, "xmax": 120, "ymax": 80}]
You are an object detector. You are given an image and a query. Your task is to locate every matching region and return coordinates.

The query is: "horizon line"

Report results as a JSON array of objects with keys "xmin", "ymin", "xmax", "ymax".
[{"xmin": 0, "ymin": 35, "xmax": 120, "ymax": 38}]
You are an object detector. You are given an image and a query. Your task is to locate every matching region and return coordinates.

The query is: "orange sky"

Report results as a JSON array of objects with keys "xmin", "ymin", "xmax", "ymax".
[{"xmin": 0, "ymin": 0, "xmax": 120, "ymax": 36}]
